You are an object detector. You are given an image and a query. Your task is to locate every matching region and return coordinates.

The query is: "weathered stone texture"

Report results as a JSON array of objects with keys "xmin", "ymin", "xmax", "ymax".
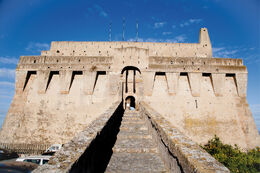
[
  {"xmin": 140, "ymin": 103, "xmax": 230, "ymax": 173},
  {"xmin": 33, "ymin": 102, "xmax": 121, "ymax": 173},
  {"xmin": 34, "ymin": 105, "xmax": 229, "ymax": 172},
  {"xmin": 106, "ymin": 112, "xmax": 167, "ymax": 172}
]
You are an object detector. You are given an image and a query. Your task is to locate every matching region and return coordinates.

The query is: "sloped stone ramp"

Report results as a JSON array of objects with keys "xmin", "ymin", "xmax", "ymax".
[
  {"xmin": 33, "ymin": 102, "xmax": 229, "ymax": 173},
  {"xmin": 106, "ymin": 112, "xmax": 167, "ymax": 172}
]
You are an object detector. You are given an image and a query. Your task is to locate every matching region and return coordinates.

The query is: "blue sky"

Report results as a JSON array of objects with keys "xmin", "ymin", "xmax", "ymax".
[{"xmin": 0, "ymin": 0, "xmax": 259, "ymax": 130}]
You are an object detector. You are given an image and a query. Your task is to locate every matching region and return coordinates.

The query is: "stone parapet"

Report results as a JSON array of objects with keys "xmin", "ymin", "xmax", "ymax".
[
  {"xmin": 41, "ymin": 28, "xmax": 212, "ymax": 58},
  {"xmin": 148, "ymin": 57, "xmax": 246, "ymax": 73},
  {"xmin": 140, "ymin": 102, "xmax": 230, "ymax": 173},
  {"xmin": 33, "ymin": 101, "xmax": 122, "ymax": 173}
]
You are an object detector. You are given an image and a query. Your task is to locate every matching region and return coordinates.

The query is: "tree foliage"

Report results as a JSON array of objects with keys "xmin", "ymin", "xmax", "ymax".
[{"xmin": 201, "ymin": 135, "xmax": 260, "ymax": 173}]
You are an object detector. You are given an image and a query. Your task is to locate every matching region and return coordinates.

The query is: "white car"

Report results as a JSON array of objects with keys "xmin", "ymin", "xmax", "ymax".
[
  {"xmin": 16, "ymin": 155, "xmax": 52, "ymax": 165},
  {"xmin": 45, "ymin": 144, "xmax": 62, "ymax": 153}
]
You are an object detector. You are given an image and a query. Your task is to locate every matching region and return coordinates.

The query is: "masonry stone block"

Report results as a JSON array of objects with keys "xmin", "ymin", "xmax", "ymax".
[
  {"xmin": 60, "ymin": 70, "xmax": 73, "ymax": 94},
  {"xmin": 83, "ymin": 71, "xmax": 96, "ymax": 95},
  {"xmin": 109, "ymin": 72, "xmax": 120, "ymax": 95},
  {"xmin": 143, "ymin": 72, "xmax": 155, "ymax": 96},
  {"xmin": 188, "ymin": 73, "xmax": 201, "ymax": 97},
  {"xmin": 211, "ymin": 73, "xmax": 225, "ymax": 96},
  {"xmin": 15, "ymin": 70, "xmax": 27, "ymax": 95},
  {"xmin": 166, "ymin": 72, "xmax": 179, "ymax": 95},
  {"xmin": 37, "ymin": 70, "xmax": 50, "ymax": 94},
  {"xmin": 236, "ymin": 73, "xmax": 247, "ymax": 97}
]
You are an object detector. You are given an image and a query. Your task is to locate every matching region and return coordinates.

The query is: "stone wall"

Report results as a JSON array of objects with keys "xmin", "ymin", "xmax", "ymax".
[
  {"xmin": 33, "ymin": 101, "xmax": 123, "ymax": 173},
  {"xmin": 143, "ymin": 69, "xmax": 259, "ymax": 149},
  {"xmin": 34, "ymin": 102, "xmax": 229, "ymax": 172},
  {"xmin": 140, "ymin": 102, "xmax": 230, "ymax": 172},
  {"xmin": 0, "ymin": 57, "xmax": 120, "ymax": 144},
  {"xmin": 41, "ymin": 28, "xmax": 211, "ymax": 58}
]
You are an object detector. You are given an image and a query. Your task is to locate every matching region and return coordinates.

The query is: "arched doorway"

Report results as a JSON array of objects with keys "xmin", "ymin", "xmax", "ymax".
[
  {"xmin": 121, "ymin": 66, "xmax": 141, "ymax": 94},
  {"xmin": 125, "ymin": 96, "xmax": 135, "ymax": 110}
]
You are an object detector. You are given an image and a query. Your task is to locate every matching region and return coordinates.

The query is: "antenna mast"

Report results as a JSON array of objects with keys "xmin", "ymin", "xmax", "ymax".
[
  {"xmin": 122, "ymin": 17, "xmax": 125, "ymax": 41},
  {"xmin": 109, "ymin": 21, "xmax": 111, "ymax": 41},
  {"xmin": 136, "ymin": 20, "xmax": 138, "ymax": 42}
]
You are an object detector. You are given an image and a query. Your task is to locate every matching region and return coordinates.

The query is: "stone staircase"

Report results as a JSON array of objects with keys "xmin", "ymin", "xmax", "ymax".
[
  {"xmin": 105, "ymin": 111, "xmax": 168, "ymax": 173},
  {"xmin": 34, "ymin": 103, "xmax": 229, "ymax": 173}
]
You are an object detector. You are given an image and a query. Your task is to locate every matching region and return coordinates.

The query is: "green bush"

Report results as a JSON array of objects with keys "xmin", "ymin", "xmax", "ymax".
[{"xmin": 201, "ymin": 135, "xmax": 260, "ymax": 173}]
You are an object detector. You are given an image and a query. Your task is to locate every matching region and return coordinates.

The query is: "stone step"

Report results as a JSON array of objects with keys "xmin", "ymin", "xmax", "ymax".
[
  {"xmin": 121, "ymin": 120, "xmax": 145, "ymax": 126},
  {"xmin": 105, "ymin": 153, "xmax": 167, "ymax": 173},
  {"xmin": 117, "ymin": 134, "xmax": 152, "ymax": 139},
  {"xmin": 122, "ymin": 117, "xmax": 144, "ymax": 122},
  {"xmin": 123, "ymin": 114, "xmax": 141, "ymax": 118},
  {"xmin": 124, "ymin": 112, "xmax": 139, "ymax": 115},
  {"xmin": 119, "ymin": 126, "xmax": 148, "ymax": 133},
  {"xmin": 106, "ymin": 112, "xmax": 167, "ymax": 173},
  {"xmin": 113, "ymin": 137, "xmax": 157, "ymax": 149},
  {"xmin": 112, "ymin": 147, "xmax": 158, "ymax": 153},
  {"xmin": 117, "ymin": 129, "xmax": 150, "ymax": 136},
  {"xmin": 124, "ymin": 111, "xmax": 139, "ymax": 114},
  {"xmin": 120, "ymin": 122, "xmax": 147, "ymax": 129}
]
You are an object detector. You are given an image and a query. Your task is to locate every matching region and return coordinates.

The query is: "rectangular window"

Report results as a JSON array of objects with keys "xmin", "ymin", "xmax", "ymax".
[
  {"xmin": 226, "ymin": 73, "xmax": 235, "ymax": 77},
  {"xmin": 23, "ymin": 71, "xmax": 37, "ymax": 91},
  {"xmin": 202, "ymin": 73, "xmax": 211, "ymax": 77},
  {"xmin": 180, "ymin": 72, "xmax": 188, "ymax": 76}
]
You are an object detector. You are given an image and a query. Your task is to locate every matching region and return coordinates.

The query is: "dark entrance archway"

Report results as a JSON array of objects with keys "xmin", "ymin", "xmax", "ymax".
[
  {"xmin": 121, "ymin": 66, "xmax": 141, "ymax": 94},
  {"xmin": 121, "ymin": 66, "xmax": 141, "ymax": 75},
  {"xmin": 125, "ymin": 96, "xmax": 135, "ymax": 110}
]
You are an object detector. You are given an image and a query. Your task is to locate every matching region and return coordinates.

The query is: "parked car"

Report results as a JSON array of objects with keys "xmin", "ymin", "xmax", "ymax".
[
  {"xmin": 45, "ymin": 144, "xmax": 62, "ymax": 153},
  {"xmin": 0, "ymin": 149, "xmax": 19, "ymax": 161},
  {"xmin": 16, "ymin": 155, "xmax": 52, "ymax": 165},
  {"xmin": 0, "ymin": 161, "xmax": 38, "ymax": 173},
  {"xmin": 42, "ymin": 144, "xmax": 62, "ymax": 155}
]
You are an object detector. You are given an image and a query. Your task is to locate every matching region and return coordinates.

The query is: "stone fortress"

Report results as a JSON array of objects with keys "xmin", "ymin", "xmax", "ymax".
[{"xmin": 0, "ymin": 28, "xmax": 259, "ymax": 172}]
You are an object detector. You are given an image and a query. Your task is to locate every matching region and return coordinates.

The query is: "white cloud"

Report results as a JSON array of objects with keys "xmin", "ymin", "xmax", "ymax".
[
  {"xmin": 154, "ymin": 22, "xmax": 166, "ymax": 29},
  {"xmin": 0, "ymin": 68, "xmax": 16, "ymax": 79},
  {"xmin": 212, "ymin": 47, "xmax": 238, "ymax": 58},
  {"xmin": 180, "ymin": 18, "xmax": 202, "ymax": 27},
  {"xmin": 162, "ymin": 32, "xmax": 172, "ymax": 35},
  {"xmin": 189, "ymin": 19, "xmax": 202, "ymax": 23},
  {"xmin": 128, "ymin": 38, "xmax": 145, "ymax": 42},
  {"xmin": 94, "ymin": 4, "xmax": 108, "ymax": 17},
  {"xmin": 146, "ymin": 38, "xmax": 160, "ymax": 42},
  {"xmin": 0, "ymin": 56, "xmax": 19, "ymax": 64},
  {"xmin": 87, "ymin": 4, "xmax": 108, "ymax": 18},
  {"xmin": 212, "ymin": 47, "xmax": 225, "ymax": 53},
  {"xmin": 127, "ymin": 34, "xmax": 187, "ymax": 43},
  {"xmin": 212, "ymin": 46, "xmax": 259, "ymax": 63},
  {"xmin": 0, "ymin": 81, "xmax": 15, "ymax": 87},
  {"xmin": 26, "ymin": 42, "xmax": 50, "ymax": 53},
  {"xmin": 244, "ymin": 54, "xmax": 260, "ymax": 64},
  {"xmin": 171, "ymin": 34, "xmax": 187, "ymax": 42}
]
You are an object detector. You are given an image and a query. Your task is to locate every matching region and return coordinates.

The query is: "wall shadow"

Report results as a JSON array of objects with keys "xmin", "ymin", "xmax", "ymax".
[{"xmin": 69, "ymin": 102, "xmax": 124, "ymax": 173}]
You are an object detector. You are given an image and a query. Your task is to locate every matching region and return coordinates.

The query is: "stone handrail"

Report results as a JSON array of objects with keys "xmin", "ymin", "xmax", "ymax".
[
  {"xmin": 140, "ymin": 102, "xmax": 230, "ymax": 173},
  {"xmin": 33, "ymin": 101, "xmax": 122, "ymax": 173}
]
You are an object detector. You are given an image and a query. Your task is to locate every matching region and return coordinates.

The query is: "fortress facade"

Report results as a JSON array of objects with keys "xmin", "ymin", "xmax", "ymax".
[{"xmin": 0, "ymin": 28, "xmax": 259, "ymax": 150}]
